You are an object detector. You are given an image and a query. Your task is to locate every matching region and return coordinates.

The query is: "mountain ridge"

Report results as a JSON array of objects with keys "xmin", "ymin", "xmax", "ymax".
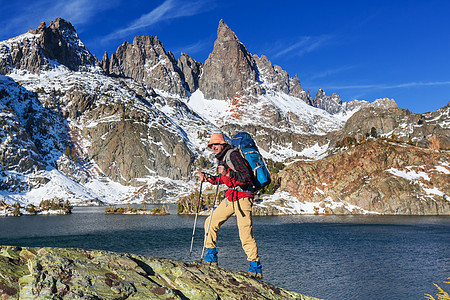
[
  {"xmin": 0, "ymin": 18, "xmax": 448, "ymax": 215},
  {"xmin": 0, "ymin": 18, "xmax": 97, "ymax": 74}
]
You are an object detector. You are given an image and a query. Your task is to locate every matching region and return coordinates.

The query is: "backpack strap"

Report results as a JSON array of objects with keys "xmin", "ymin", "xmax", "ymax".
[
  {"xmin": 222, "ymin": 147, "xmax": 254, "ymax": 194},
  {"xmin": 223, "ymin": 147, "xmax": 238, "ymax": 172}
]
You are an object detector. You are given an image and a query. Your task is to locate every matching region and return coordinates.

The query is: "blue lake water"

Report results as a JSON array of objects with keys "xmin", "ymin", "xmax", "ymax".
[{"xmin": 0, "ymin": 206, "xmax": 449, "ymax": 300}]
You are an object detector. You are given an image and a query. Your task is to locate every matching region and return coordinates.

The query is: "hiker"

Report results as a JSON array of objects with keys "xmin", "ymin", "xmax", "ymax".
[{"xmin": 198, "ymin": 133, "xmax": 262, "ymax": 279}]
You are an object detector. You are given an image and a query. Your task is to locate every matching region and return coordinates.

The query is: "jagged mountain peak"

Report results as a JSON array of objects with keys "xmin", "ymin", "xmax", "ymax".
[
  {"xmin": 198, "ymin": 20, "xmax": 260, "ymax": 100},
  {"xmin": 315, "ymin": 88, "xmax": 326, "ymax": 97},
  {"xmin": 132, "ymin": 35, "xmax": 163, "ymax": 47},
  {"xmin": 0, "ymin": 17, "xmax": 97, "ymax": 74},
  {"xmin": 27, "ymin": 18, "xmax": 77, "ymax": 38},
  {"xmin": 217, "ymin": 19, "xmax": 240, "ymax": 43},
  {"xmin": 107, "ymin": 34, "xmax": 189, "ymax": 97},
  {"xmin": 198, "ymin": 19, "xmax": 310, "ymax": 104},
  {"xmin": 36, "ymin": 18, "xmax": 76, "ymax": 34}
]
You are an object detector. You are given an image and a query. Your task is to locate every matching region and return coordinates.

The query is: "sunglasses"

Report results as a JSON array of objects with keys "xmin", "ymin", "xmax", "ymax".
[{"xmin": 209, "ymin": 143, "xmax": 224, "ymax": 148}]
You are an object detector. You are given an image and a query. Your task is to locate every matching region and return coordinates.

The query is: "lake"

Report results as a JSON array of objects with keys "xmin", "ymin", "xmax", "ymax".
[{"xmin": 1, "ymin": 206, "xmax": 449, "ymax": 300}]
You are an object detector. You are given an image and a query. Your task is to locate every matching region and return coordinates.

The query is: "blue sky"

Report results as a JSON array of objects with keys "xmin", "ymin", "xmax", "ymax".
[{"xmin": 1, "ymin": 0, "xmax": 450, "ymax": 113}]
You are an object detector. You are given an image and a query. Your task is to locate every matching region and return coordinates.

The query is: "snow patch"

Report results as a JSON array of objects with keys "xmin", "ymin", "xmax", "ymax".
[
  {"xmin": 387, "ymin": 167, "xmax": 430, "ymax": 181},
  {"xmin": 256, "ymin": 191, "xmax": 379, "ymax": 215},
  {"xmin": 4, "ymin": 169, "xmax": 135, "ymax": 206}
]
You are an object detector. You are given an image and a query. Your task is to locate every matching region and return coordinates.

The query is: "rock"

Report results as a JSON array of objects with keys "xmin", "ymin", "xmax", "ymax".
[
  {"xmin": 253, "ymin": 54, "xmax": 306, "ymax": 99},
  {"xmin": 0, "ymin": 246, "xmax": 318, "ymax": 299},
  {"xmin": 332, "ymin": 104, "xmax": 450, "ymax": 150},
  {"xmin": 252, "ymin": 204, "xmax": 284, "ymax": 216},
  {"xmin": 198, "ymin": 19, "xmax": 262, "ymax": 100},
  {"xmin": 312, "ymin": 88, "xmax": 343, "ymax": 114},
  {"xmin": 101, "ymin": 51, "xmax": 110, "ymax": 74},
  {"xmin": 66, "ymin": 86, "xmax": 96, "ymax": 114},
  {"xmin": 311, "ymin": 89, "xmax": 398, "ymax": 115},
  {"xmin": 178, "ymin": 52, "xmax": 202, "ymax": 93},
  {"xmin": 0, "ymin": 18, "xmax": 97, "ymax": 74},
  {"xmin": 109, "ymin": 35, "xmax": 188, "ymax": 97},
  {"xmin": 83, "ymin": 115, "xmax": 195, "ymax": 185},
  {"xmin": 279, "ymin": 139, "xmax": 450, "ymax": 215},
  {"xmin": 199, "ymin": 20, "xmax": 306, "ymax": 102},
  {"xmin": 0, "ymin": 77, "xmax": 65, "ymax": 182}
]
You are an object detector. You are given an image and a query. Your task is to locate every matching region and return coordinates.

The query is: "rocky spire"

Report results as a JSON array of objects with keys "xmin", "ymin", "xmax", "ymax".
[
  {"xmin": 198, "ymin": 20, "xmax": 262, "ymax": 100},
  {"xmin": 109, "ymin": 35, "xmax": 188, "ymax": 97},
  {"xmin": 313, "ymin": 88, "xmax": 343, "ymax": 114},
  {"xmin": 43, "ymin": 18, "xmax": 97, "ymax": 70},
  {"xmin": 177, "ymin": 53, "xmax": 202, "ymax": 93},
  {"xmin": 198, "ymin": 19, "xmax": 309, "ymax": 102},
  {"xmin": 101, "ymin": 52, "xmax": 110, "ymax": 75}
]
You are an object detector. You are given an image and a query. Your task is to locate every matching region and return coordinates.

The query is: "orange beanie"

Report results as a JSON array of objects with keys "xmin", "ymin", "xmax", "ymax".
[{"xmin": 208, "ymin": 133, "xmax": 227, "ymax": 148}]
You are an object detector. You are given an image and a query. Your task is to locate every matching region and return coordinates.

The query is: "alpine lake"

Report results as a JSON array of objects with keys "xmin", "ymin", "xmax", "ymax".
[{"xmin": 0, "ymin": 205, "xmax": 449, "ymax": 300}]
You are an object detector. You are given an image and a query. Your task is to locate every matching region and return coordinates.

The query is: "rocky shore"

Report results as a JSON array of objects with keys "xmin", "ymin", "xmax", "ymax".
[
  {"xmin": 0, "ymin": 198, "xmax": 72, "ymax": 217},
  {"xmin": 0, "ymin": 246, "xmax": 319, "ymax": 299}
]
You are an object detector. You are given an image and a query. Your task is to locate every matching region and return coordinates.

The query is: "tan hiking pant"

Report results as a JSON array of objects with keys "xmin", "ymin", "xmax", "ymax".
[{"xmin": 204, "ymin": 197, "xmax": 259, "ymax": 261}]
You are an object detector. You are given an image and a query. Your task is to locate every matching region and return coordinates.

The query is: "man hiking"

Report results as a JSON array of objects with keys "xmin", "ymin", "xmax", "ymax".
[{"xmin": 198, "ymin": 133, "xmax": 262, "ymax": 279}]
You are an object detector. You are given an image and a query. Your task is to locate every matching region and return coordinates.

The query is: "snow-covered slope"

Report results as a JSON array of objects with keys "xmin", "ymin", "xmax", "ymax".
[
  {"xmin": 188, "ymin": 90, "xmax": 352, "ymax": 135},
  {"xmin": 1, "ymin": 64, "xmax": 220, "ymax": 205},
  {"xmin": 0, "ymin": 18, "xmax": 409, "ymax": 208}
]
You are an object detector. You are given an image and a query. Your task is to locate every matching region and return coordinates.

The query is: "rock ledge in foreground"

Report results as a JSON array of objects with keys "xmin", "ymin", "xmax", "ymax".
[{"xmin": 0, "ymin": 246, "xmax": 319, "ymax": 299}]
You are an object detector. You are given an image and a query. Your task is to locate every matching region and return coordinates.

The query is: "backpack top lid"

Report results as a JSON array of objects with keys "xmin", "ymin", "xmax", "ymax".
[{"xmin": 231, "ymin": 132, "xmax": 256, "ymax": 149}]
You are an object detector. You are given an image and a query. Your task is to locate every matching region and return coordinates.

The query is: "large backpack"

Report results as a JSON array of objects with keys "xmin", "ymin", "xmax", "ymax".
[{"xmin": 224, "ymin": 132, "xmax": 271, "ymax": 191}]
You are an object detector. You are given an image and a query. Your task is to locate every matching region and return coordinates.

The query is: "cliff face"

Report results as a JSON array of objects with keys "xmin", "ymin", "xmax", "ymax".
[
  {"xmin": 279, "ymin": 140, "xmax": 450, "ymax": 215},
  {"xmin": 0, "ymin": 76, "xmax": 73, "ymax": 193},
  {"xmin": 0, "ymin": 246, "xmax": 318, "ymax": 300}
]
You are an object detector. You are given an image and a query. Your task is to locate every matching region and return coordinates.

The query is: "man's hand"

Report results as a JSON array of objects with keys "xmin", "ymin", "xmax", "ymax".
[
  {"xmin": 218, "ymin": 165, "xmax": 229, "ymax": 176},
  {"xmin": 199, "ymin": 172, "xmax": 208, "ymax": 182}
]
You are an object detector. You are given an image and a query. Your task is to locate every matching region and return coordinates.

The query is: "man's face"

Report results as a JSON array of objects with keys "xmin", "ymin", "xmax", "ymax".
[{"xmin": 211, "ymin": 143, "xmax": 225, "ymax": 155}]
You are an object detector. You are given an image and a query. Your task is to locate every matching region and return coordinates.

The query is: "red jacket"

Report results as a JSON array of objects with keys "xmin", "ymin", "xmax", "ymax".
[{"xmin": 207, "ymin": 144, "xmax": 254, "ymax": 201}]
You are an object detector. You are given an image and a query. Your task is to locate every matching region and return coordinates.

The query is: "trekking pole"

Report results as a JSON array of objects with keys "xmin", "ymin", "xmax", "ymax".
[
  {"xmin": 201, "ymin": 173, "xmax": 222, "ymax": 259},
  {"xmin": 189, "ymin": 175, "xmax": 205, "ymax": 257}
]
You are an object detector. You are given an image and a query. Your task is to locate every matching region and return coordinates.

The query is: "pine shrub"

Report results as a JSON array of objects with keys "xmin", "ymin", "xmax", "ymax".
[{"xmin": 425, "ymin": 277, "xmax": 450, "ymax": 300}]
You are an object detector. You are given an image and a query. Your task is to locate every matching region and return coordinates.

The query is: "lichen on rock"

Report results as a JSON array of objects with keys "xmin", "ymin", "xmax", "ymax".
[{"xmin": 0, "ymin": 246, "xmax": 319, "ymax": 299}]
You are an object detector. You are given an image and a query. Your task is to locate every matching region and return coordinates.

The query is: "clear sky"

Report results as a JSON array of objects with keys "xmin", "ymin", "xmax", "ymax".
[{"xmin": 1, "ymin": 0, "xmax": 449, "ymax": 113}]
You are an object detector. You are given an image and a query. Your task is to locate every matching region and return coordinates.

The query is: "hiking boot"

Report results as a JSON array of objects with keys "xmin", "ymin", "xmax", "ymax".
[
  {"xmin": 194, "ymin": 259, "xmax": 218, "ymax": 267},
  {"xmin": 194, "ymin": 248, "xmax": 218, "ymax": 266},
  {"xmin": 246, "ymin": 271, "xmax": 263, "ymax": 279},
  {"xmin": 237, "ymin": 270, "xmax": 263, "ymax": 279},
  {"xmin": 247, "ymin": 260, "xmax": 262, "ymax": 279}
]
